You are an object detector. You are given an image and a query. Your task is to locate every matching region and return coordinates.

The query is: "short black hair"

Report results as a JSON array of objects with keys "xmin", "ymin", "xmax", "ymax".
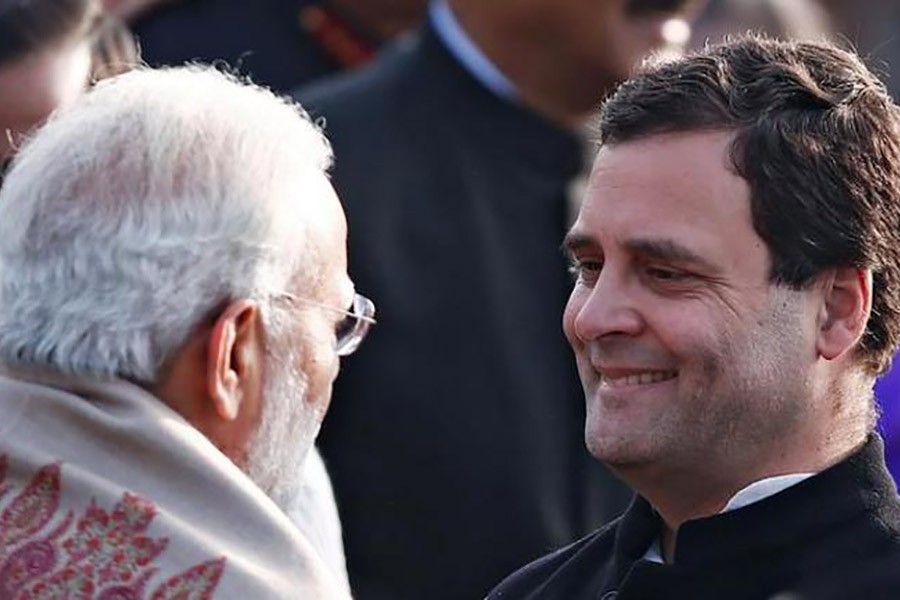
[{"xmin": 597, "ymin": 36, "xmax": 900, "ymax": 374}]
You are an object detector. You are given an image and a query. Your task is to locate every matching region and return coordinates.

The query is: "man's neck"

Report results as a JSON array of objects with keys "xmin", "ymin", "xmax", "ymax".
[
  {"xmin": 656, "ymin": 472, "xmax": 816, "ymax": 562},
  {"xmin": 445, "ymin": 3, "xmax": 612, "ymax": 126},
  {"xmin": 627, "ymin": 423, "xmax": 870, "ymax": 551}
]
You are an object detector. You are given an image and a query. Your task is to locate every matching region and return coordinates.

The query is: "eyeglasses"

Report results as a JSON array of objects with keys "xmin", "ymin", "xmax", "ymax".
[{"xmin": 275, "ymin": 291, "xmax": 376, "ymax": 356}]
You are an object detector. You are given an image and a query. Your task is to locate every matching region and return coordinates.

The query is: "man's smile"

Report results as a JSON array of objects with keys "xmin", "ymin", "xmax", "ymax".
[{"xmin": 599, "ymin": 370, "xmax": 679, "ymax": 388}]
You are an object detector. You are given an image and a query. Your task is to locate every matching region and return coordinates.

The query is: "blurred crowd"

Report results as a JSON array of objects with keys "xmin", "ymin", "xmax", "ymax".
[{"xmin": 3, "ymin": 1, "xmax": 900, "ymax": 599}]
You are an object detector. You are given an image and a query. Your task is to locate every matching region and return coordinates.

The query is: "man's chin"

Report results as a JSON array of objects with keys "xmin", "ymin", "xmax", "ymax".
[
  {"xmin": 267, "ymin": 465, "xmax": 308, "ymax": 514},
  {"xmin": 245, "ymin": 442, "xmax": 306, "ymax": 506},
  {"xmin": 585, "ymin": 428, "xmax": 655, "ymax": 469},
  {"xmin": 246, "ymin": 362, "xmax": 322, "ymax": 512},
  {"xmin": 245, "ymin": 423, "xmax": 315, "ymax": 506}
]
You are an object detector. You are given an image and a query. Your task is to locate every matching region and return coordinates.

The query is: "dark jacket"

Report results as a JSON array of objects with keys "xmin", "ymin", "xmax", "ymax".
[
  {"xmin": 295, "ymin": 21, "xmax": 631, "ymax": 600},
  {"xmin": 488, "ymin": 436, "xmax": 900, "ymax": 600},
  {"xmin": 133, "ymin": 0, "xmax": 349, "ymax": 93}
]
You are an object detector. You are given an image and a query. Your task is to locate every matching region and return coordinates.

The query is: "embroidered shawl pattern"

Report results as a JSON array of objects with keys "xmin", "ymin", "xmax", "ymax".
[
  {"xmin": 0, "ymin": 372, "xmax": 348, "ymax": 599},
  {"xmin": 0, "ymin": 455, "xmax": 224, "ymax": 599}
]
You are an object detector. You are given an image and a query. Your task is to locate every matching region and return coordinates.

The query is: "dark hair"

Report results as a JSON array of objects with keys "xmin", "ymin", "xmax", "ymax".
[
  {"xmin": 597, "ymin": 35, "xmax": 900, "ymax": 374},
  {"xmin": 0, "ymin": 0, "xmax": 99, "ymax": 66}
]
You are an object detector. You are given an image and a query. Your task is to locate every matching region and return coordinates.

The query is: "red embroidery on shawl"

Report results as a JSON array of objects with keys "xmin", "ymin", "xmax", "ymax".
[
  {"xmin": 0, "ymin": 455, "xmax": 226, "ymax": 600},
  {"xmin": 0, "ymin": 463, "xmax": 62, "ymax": 548},
  {"xmin": 151, "ymin": 558, "xmax": 225, "ymax": 600}
]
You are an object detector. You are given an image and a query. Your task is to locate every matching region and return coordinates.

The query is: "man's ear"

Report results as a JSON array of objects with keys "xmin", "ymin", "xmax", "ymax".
[
  {"xmin": 815, "ymin": 267, "xmax": 872, "ymax": 361},
  {"xmin": 207, "ymin": 300, "xmax": 263, "ymax": 422}
]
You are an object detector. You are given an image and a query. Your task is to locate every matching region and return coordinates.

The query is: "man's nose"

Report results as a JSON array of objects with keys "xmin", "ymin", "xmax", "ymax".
[{"xmin": 572, "ymin": 273, "xmax": 644, "ymax": 343}]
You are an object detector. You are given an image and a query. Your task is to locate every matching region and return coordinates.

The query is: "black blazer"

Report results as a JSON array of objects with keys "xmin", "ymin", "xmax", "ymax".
[
  {"xmin": 488, "ymin": 436, "xmax": 900, "ymax": 600},
  {"xmin": 296, "ymin": 22, "xmax": 631, "ymax": 600}
]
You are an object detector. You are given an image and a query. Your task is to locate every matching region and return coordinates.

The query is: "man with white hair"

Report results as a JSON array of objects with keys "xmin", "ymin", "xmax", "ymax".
[{"xmin": 0, "ymin": 65, "xmax": 369, "ymax": 598}]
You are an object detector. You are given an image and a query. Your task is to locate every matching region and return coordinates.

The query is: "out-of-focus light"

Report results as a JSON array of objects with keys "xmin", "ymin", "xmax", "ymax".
[{"xmin": 662, "ymin": 17, "xmax": 692, "ymax": 47}]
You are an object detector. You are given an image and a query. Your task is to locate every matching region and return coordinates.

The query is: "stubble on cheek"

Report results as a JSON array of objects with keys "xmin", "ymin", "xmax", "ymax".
[{"xmin": 685, "ymin": 298, "xmax": 809, "ymax": 466}]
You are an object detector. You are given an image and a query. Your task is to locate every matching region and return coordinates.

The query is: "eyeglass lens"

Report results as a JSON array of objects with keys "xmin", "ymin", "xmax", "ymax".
[{"xmin": 334, "ymin": 294, "xmax": 375, "ymax": 356}]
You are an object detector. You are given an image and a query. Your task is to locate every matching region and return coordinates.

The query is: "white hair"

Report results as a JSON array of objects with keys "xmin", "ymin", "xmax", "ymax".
[{"xmin": 0, "ymin": 65, "xmax": 333, "ymax": 382}]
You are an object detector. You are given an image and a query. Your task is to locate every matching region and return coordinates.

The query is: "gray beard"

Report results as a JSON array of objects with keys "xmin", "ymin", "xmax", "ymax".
[{"xmin": 244, "ymin": 357, "xmax": 319, "ymax": 513}]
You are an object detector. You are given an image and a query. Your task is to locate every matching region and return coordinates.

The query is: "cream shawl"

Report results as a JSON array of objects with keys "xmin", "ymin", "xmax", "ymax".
[{"xmin": 0, "ymin": 370, "xmax": 350, "ymax": 599}]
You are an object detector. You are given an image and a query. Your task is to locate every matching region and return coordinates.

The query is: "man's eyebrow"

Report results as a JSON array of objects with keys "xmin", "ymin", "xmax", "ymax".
[
  {"xmin": 561, "ymin": 231, "xmax": 595, "ymax": 255},
  {"xmin": 624, "ymin": 238, "xmax": 719, "ymax": 272},
  {"xmin": 562, "ymin": 233, "xmax": 720, "ymax": 272}
]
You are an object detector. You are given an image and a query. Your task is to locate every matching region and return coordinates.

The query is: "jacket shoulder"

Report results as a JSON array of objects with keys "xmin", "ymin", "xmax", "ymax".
[
  {"xmin": 294, "ymin": 34, "xmax": 424, "ymax": 121},
  {"xmin": 486, "ymin": 520, "xmax": 620, "ymax": 600}
]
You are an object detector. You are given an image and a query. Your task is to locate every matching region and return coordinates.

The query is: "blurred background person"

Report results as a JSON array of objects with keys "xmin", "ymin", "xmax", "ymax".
[
  {"xmin": 295, "ymin": 1, "xmax": 704, "ymax": 598},
  {"xmin": 691, "ymin": 0, "xmax": 832, "ymax": 47},
  {"xmin": 0, "ymin": 0, "xmax": 137, "ymax": 185},
  {"xmin": 818, "ymin": 0, "xmax": 900, "ymax": 99},
  {"xmin": 106, "ymin": 0, "xmax": 428, "ymax": 93}
]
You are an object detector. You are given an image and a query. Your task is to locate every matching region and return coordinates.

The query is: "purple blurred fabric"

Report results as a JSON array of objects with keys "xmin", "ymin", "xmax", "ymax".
[{"xmin": 876, "ymin": 364, "xmax": 900, "ymax": 486}]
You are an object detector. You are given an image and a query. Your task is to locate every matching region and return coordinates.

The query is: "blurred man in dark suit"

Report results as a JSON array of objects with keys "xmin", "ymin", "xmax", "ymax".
[
  {"xmin": 295, "ymin": 1, "xmax": 701, "ymax": 598},
  {"xmin": 116, "ymin": 0, "xmax": 426, "ymax": 93}
]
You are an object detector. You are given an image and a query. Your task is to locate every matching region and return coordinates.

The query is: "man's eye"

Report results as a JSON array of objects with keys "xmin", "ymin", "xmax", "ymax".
[
  {"xmin": 645, "ymin": 266, "xmax": 688, "ymax": 282},
  {"xmin": 568, "ymin": 259, "xmax": 602, "ymax": 284}
]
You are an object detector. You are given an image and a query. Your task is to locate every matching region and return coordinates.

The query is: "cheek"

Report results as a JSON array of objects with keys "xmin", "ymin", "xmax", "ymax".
[
  {"xmin": 50, "ymin": 43, "xmax": 93, "ymax": 109},
  {"xmin": 654, "ymin": 304, "xmax": 746, "ymax": 385},
  {"xmin": 304, "ymin": 353, "xmax": 338, "ymax": 422},
  {"xmin": 303, "ymin": 340, "xmax": 339, "ymax": 399}
]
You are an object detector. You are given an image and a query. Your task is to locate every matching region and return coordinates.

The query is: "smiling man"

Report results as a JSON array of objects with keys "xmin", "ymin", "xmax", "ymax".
[{"xmin": 488, "ymin": 36, "xmax": 900, "ymax": 600}]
